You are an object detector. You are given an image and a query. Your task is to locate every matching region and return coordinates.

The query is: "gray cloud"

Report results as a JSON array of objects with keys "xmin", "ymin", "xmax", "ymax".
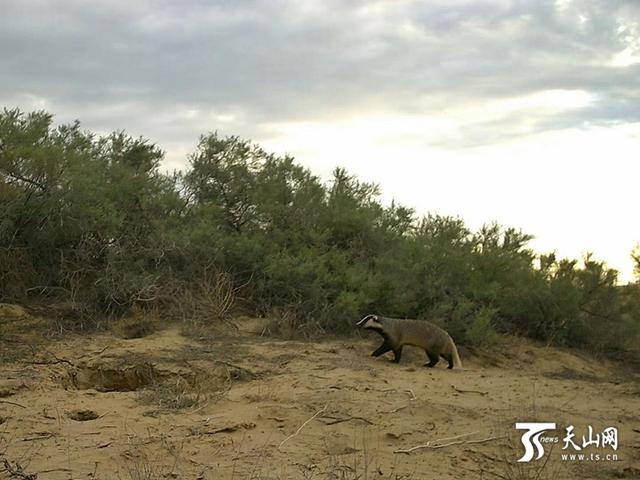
[{"xmin": 1, "ymin": 0, "xmax": 639, "ymax": 158}]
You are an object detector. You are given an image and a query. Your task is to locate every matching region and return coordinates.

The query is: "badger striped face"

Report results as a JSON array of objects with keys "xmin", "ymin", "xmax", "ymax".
[{"xmin": 356, "ymin": 314, "xmax": 383, "ymax": 331}]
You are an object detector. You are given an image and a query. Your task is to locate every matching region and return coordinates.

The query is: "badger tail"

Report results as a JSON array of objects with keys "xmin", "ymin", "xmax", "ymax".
[{"xmin": 451, "ymin": 342, "xmax": 463, "ymax": 369}]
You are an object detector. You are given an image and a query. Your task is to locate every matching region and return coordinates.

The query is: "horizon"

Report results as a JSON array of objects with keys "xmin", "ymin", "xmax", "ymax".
[{"xmin": 2, "ymin": 0, "xmax": 639, "ymax": 282}]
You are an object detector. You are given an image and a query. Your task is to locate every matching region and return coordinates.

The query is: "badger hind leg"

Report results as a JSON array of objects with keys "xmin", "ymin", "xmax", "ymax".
[
  {"xmin": 371, "ymin": 341, "xmax": 392, "ymax": 357},
  {"xmin": 442, "ymin": 353, "xmax": 454, "ymax": 369},
  {"xmin": 392, "ymin": 346, "xmax": 403, "ymax": 363},
  {"xmin": 424, "ymin": 351, "xmax": 439, "ymax": 368}
]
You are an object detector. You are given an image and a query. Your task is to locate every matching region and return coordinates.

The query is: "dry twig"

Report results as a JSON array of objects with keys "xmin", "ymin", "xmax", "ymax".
[
  {"xmin": 394, "ymin": 431, "xmax": 503, "ymax": 454},
  {"xmin": 320, "ymin": 414, "xmax": 374, "ymax": 426},
  {"xmin": 23, "ymin": 350, "xmax": 75, "ymax": 367},
  {"xmin": 278, "ymin": 404, "xmax": 328, "ymax": 450},
  {"xmin": 0, "ymin": 400, "xmax": 26, "ymax": 409},
  {"xmin": 451, "ymin": 385, "xmax": 488, "ymax": 396},
  {"xmin": 384, "ymin": 404, "xmax": 409, "ymax": 414}
]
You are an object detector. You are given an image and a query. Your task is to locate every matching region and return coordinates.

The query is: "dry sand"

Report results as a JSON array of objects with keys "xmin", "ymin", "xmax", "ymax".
[{"xmin": 1, "ymin": 308, "xmax": 639, "ymax": 479}]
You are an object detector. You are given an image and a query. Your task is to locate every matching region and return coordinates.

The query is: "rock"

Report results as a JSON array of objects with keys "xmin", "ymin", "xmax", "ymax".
[{"xmin": 68, "ymin": 409, "xmax": 100, "ymax": 421}]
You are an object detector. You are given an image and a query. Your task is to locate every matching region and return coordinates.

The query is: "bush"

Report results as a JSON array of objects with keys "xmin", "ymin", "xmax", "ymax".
[
  {"xmin": 1, "ymin": 107, "xmax": 638, "ymax": 355},
  {"xmin": 465, "ymin": 307, "xmax": 499, "ymax": 347}
]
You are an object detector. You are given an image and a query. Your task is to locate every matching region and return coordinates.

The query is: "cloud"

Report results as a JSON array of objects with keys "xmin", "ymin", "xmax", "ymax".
[
  {"xmin": 2, "ymin": 0, "xmax": 639, "ymax": 278},
  {"xmin": 1, "ymin": 0, "xmax": 639, "ymax": 146}
]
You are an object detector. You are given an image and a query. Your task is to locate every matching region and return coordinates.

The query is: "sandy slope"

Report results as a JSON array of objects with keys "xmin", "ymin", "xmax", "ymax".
[{"xmin": 1, "ymin": 312, "xmax": 639, "ymax": 479}]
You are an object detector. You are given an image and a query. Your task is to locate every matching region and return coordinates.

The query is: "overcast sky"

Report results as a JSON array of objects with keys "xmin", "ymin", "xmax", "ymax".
[{"xmin": 2, "ymin": 0, "xmax": 639, "ymax": 281}]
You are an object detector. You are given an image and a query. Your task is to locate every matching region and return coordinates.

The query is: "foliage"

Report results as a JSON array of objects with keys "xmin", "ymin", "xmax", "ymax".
[{"xmin": 1, "ymin": 107, "xmax": 638, "ymax": 353}]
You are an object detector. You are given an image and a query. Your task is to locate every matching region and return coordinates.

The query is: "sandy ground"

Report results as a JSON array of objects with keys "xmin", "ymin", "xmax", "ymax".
[{"xmin": 1, "ymin": 307, "xmax": 640, "ymax": 479}]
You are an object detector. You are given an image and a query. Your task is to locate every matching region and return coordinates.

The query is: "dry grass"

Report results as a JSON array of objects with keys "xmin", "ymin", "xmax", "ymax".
[
  {"xmin": 165, "ymin": 266, "xmax": 241, "ymax": 327},
  {"xmin": 241, "ymin": 384, "xmax": 281, "ymax": 403},
  {"xmin": 311, "ymin": 431, "xmax": 414, "ymax": 480},
  {"xmin": 137, "ymin": 376, "xmax": 204, "ymax": 413},
  {"xmin": 0, "ymin": 418, "xmax": 38, "ymax": 480},
  {"xmin": 266, "ymin": 306, "xmax": 328, "ymax": 340},
  {"xmin": 117, "ymin": 436, "xmax": 187, "ymax": 480},
  {"xmin": 495, "ymin": 435, "xmax": 562, "ymax": 480}
]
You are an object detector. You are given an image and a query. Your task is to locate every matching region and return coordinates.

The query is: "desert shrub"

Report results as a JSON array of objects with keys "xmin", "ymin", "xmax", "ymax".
[
  {"xmin": 1, "ymin": 107, "xmax": 638, "ymax": 355},
  {"xmin": 163, "ymin": 266, "xmax": 239, "ymax": 325},
  {"xmin": 465, "ymin": 307, "xmax": 500, "ymax": 347},
  {"xmin": 0, "ymin": 247, "xmax": 36, "ymax": 301}
]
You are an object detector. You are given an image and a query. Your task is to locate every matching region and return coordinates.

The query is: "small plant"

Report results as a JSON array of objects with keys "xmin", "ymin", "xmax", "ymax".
[
  {"xmin": 496, "ymin": 437, "xmax": 561, "ymax": 480},
  {"xmin": 118, "ymin": 438, "xmax": 185, "ymax": 480},
  {"xmin": 137, "ymin": 376, "xmax": 201, "ymax": 412}
]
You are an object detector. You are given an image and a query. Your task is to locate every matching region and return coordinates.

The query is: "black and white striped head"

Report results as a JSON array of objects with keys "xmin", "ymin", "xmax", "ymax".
[{"xmin": 356, "ymin": 314, "xmax": 384, "ymax": 331}]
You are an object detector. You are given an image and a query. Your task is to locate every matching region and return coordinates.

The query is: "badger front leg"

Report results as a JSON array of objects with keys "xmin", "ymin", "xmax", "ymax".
[{"xmin": 371, "ymin": 341, "xmax": 392, "ymax": 357}]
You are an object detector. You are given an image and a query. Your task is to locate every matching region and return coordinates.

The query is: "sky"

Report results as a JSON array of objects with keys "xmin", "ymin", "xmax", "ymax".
[{"xmin": 1, "ymin": 0, "xmax": 639, "ymax": 281}]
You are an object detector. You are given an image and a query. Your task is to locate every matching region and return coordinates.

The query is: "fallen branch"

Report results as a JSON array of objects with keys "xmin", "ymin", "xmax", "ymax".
[
  {"xmin": 375, "ymin": 388, "xmax": 417, "ymax": 400},
  {"xmin": 395, "ymin": 433, "xmax": 505, "ymax": 454},
  {"xmin": 23, "ymin": 352, "xmax": 75, "ymax": 367},
  {"xmin": 35, "ymin": 468, "xmax": 72, "ymax": 474},
  {"xmin": 79, "ymin": 345, "xmax": 109, "ymax": 358},
  {"xmin": 384, "ymin": 404, "xmax": 409, "ymax": 414},
  {"xmin": 0, "ymin": 400, "xmax": 26, "ymax": 408},
  {"xmin": 214, "ymin": 361, "xmax": 256, "ymax": 377},
  {"xmin": 451, "ymin": 385, "xmax": 488, "ymax": 396},
  {"xmin": 394, "ymin": 431, "xmax": 479, "ymax": 454},
  {"xmin": 278, "ymin": 404, "xmax": 328, "ymax": 450},
  {"xmin": 23, "ymin": 433, "xmax": 54, "ymax": 442},
  {"xmin": 320, "ymin": 415, "xmax": 374, "ymax": 426},
  {"xmin": 405, "ymin": 389, "xmax": 417, "ymax": 400}
]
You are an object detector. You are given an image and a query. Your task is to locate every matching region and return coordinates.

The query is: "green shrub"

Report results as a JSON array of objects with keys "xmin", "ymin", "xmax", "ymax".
[
  {"xmin": 1, "ymin": 107, "xmax": 638, "ymax": 355},
  {"xmin": 465, "ymin": 307, "xmax": 499, "ymax": 347}
]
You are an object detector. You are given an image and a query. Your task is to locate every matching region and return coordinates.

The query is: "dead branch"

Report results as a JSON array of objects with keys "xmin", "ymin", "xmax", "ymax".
[
  {"xmin": 214, "ymin": 361, "xmax": 256, "ymax": 377},
  {"xmin": 395, "ymin": 432, "xmax": 506, "ymax": 454},
  {"xmin": 0, "ymin": 400, "xmax": 26, "ymax": 408},
  {"xmin": 394, "ymin": 431, "xmax": 479, "ymax": 454},
  {"xmin": 320, "ymin": 415, "xmax": 374, "ymax": 426},
  {"xmin": 22, "ymin": 433, "xmax": 54, "ymax": 442},
  {"xmin": 278, "ymin": 404, "xmax": 328, "ymax": 450},
  {"xmin": 23, "ymin": 349, "xmax": 75, "ymax": 367},
  {"xmin": 384, "ymin": 404, "xmax": 409, "ymax": 414},
  {"xmin": 375, "ymin": 388, "xmax": 417, "ymax": 400},
  {"xmin": 81, "ymin": 345, "xmax": 109, "ymax": 357},
  {"xmin": 451, "ymin": 385, "xmax": 488, "ymax": 396}
]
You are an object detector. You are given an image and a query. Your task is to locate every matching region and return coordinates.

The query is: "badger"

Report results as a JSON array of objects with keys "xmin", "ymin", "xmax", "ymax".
[{"xmin": 356, "ymin": 314, "xmax": 462, "ymax": 369}]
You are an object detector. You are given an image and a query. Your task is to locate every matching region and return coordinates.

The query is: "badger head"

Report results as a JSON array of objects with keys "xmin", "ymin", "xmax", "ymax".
[{"xmin": 356, "ymin": 314, "xmax": 383, "ymax": 331}]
